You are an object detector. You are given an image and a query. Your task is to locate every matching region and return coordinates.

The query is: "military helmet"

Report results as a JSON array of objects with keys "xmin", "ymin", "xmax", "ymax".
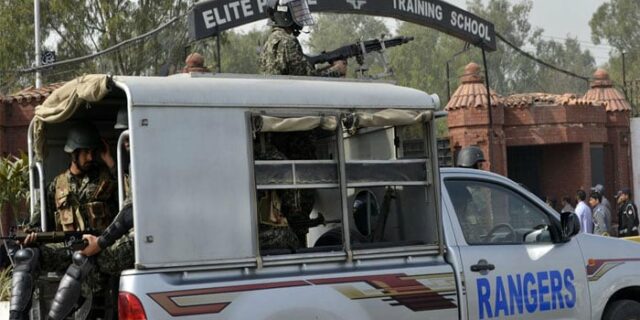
[
  {"xmin": 64, "ymin": 122, "xmax": 102, "ymax": 153},
  {"xmin": 114, "ymin": 106, "xmax": 128, "ymax": 129},
  {"xmin": 456, "ymin": 145, "xmax": 486, "ymax": 168},
  {"xmin": 266, "ymin": 0, "xmax": 315, "ymax": 30}
]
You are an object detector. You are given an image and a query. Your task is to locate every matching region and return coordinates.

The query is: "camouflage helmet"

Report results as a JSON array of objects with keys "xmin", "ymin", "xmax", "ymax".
[
  {"xmin": 266, "ymin": 0, "xmax": 315, "ymax": 30},
  {"xmin": 64, "ymin": 122, "xmax": 101, "ymax": 153},
  {"xmin": 456, "ymin": 145, "xmax": 486, "ymax": 168},
  {"xmin": 114, "ymin": 106, "xmax": 128, "ymax": 129}
]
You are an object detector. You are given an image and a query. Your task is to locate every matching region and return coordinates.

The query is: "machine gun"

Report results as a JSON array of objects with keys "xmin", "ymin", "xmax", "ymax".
[
  {"xmin": 1, "ymin": 230, "xmax": 99, "ymax": 251},
  {"xmin": 306, "ymin": 35, "xmax": 414, "ymax": 67}
]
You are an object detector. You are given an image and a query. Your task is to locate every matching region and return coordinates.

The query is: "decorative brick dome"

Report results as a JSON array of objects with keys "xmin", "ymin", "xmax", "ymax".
[
  {"xmin": 182, "ymin": 52, "xmax": 210, "ymax": 73},
  {"xmin": 445, "ymin": 62, "xmax": 501, "ymax": 110},
  {"xmin": 583, "ymin": 68, "xmax": 631, "ymax": 112}
]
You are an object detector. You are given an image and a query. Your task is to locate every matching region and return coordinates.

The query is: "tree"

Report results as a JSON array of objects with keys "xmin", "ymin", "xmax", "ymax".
[
  {"xmin": 187, "ymin": 27, "xmax": 270, "ymax": 74},
  {"xmin": 532, "ymin": 38, "xmax": 595, "ymax": 94},
  {"xmin": 0, "ymin": 2, "xmax": 51, "ymax": 93},
  {"xmin": 590, "ymin": 0, "xmax": 640, "ymax": 107},
  {"xmin": 590, "ymin": 0, "xmax": 640, "ymax": 53},
  {"xmin": 389, "ymin": 22, "xmax": 465, "ymax": 105},
  {"xmin": 44, "ymin": 0, "xmax": 191, "ymax": 77}
]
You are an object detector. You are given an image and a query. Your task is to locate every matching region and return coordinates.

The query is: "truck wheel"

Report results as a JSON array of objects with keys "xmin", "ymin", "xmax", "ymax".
[{"xmin": 603, "ymin": 300, "xmax": 640, "ymax": 320}]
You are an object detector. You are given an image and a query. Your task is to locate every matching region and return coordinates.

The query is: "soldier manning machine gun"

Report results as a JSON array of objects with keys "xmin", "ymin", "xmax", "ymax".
[{"xmin": 306, "ymin": 35, "xmax": 414, "ymax": 78}]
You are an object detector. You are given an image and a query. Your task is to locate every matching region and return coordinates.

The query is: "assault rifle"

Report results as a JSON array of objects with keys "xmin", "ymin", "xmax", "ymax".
[
  {"xmin": 1, "ymin": 230, "xmax": 99, "ymax": 251},
  {"xmin": 306, "ymin": 36, "xmax": 414, "ymax": 66}
]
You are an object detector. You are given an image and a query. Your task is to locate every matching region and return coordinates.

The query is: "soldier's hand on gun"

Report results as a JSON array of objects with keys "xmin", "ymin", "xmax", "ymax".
[
  {"xmin": 80, "ymin": 234, "xmax": 102, "ymax": 257},
  {"xmin": 22, "ymin": 232, "xmax": 38, "ymax": 246},
  {"xmin": 100, "ymin": 138, "xmax": 115, "ymax": 169},
  {"xmin": 331, "ymin": 60, "xmax": 348, "ymax": 77},
  {"xmin": 14, "ymin": 225, "xmax": 38, "ymax": 246}
]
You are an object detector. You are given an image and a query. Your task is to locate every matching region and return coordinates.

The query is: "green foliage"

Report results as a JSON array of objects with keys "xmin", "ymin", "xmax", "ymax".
[
  {"xmin": 532, "ymin": 38, "xmax": 596, "ymax": 94},
  {"xmin": 0, "ymin": 154, "xmax": 30, "ymax": 225},
  {"xmin": 0, "ymin": 267, "xmax": 11, "ymax": 301},
  {"xmin": 0, "ymin": 1, "xmax": 49, "ymax": 93},
  {"xmin": 0, "ymin": 0, "xmax": 193, "ymax": 93},
  {"xmin": 590, "ymin": 0, "xmax": 640, "ymax": 52},
  {"xmin": 191, "ymin": 28, "xmax": 270, "ymax": 74},
  {"xmin": 44, "ymin": 0, "xmax": 191, "ymax": 77},
  {"xmin": 308, "ymin": 14, "xmax": 389, "ymax": 52},
  {"xmin": 389, "ymin": 22, "xmax": 463, "ymax": 106},
  {"xmin": 590, "ymin": 0, "xmax": 640, "ymax": 110}
]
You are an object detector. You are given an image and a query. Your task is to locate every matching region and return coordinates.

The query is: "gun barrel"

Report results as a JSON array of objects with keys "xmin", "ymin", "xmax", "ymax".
[
  {"xmin": 4, "ymin": 231, "xmax": 97, "ymax": 243},
  {"xmin": 308, "ymin": 36, "xmax": 414, "ymax": 66}
]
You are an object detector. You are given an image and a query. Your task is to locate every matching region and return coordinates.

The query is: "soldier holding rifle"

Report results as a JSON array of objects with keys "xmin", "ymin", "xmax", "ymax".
[{"xmin": 9, "ymin": 122, "xmax": 118, "ymax": 320}]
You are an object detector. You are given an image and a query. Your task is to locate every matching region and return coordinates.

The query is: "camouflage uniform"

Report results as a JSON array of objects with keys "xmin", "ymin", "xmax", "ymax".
[
  {"xmin": 29, "ymin": 165, "xmax": 117, "ymax": 272},
  {"xmin": 255, "ymin": 137, "xmax": 319, "ymax": 249},
  {"xmin": 97, "ymin": 172, "xmax": 135, "ymax": 276},
  {"xmin": 260, "ymin": 27, "xmax": 341, "ymax": 77},
  {"xmin": 90, "ymin": 157, "xmax": 135, "ymax": 276},
  {"xmin": 96, "ymin": 231, "xmax": 135, "ymax": 275}
]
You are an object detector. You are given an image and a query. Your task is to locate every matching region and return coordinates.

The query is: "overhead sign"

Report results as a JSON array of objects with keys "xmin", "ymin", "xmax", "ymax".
[{"xmin": 189, "ymin": 0, "xmax": 496, "ymax": 51}]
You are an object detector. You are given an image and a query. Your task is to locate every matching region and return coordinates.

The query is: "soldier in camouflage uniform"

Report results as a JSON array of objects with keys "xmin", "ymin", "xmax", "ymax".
[
  {"xmin": 255, "ymin": 132, "xmax": 326, "ymax": 250},
  {"xmin": 46, "ymin": 108, "xmax": 136, "ymax": 320},
  {"xmin": 89, "ymin": 106, "xmax": 135, "ymax": 276},
  {"xmin": 258, "ymin": 0, "xmax": 337, "ymax": 250},
  {"xmin": 259, "ymin": 0, "xmax": 346, "ymax": 77},
  {"xmin": 10, "ymin": 122, "xmax": 118, "ymax": 320},
  {"xmin": 255, "ymin": 141, "xmax": 301, "ymax": 251}
]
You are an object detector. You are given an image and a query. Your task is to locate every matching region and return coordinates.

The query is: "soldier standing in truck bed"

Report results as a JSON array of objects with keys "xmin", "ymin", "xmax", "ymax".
[{"xmin": 259, "ymin": 0, "xmax": 346, "ymax": 77}]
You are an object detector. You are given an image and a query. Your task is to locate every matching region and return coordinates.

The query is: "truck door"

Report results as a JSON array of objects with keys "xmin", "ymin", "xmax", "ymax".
[{"xmin": 443, "ymin": 178, "xmax": 590, "ymax": 320}]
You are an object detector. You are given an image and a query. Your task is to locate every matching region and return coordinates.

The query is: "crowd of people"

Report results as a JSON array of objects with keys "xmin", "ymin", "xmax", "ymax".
[{"xmin": 546, "ymin": 185, "xmax": 639, "ymax": 238}]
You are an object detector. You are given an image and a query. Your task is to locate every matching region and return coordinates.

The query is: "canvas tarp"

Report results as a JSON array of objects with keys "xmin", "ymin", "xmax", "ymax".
[
  {"xmin": 253, "ymin": 109, "xmax": 433, "ymax": 135},
  {"xmin": 344, "ymin": 109, "xmax": 433, "ymax": 134},
  {"xmin": 254, "ymin": 115, "xmax": 338, "ymax": 133},
  {"xmin": 33, "ymin": 74, "xmax": 111, "ymax": 160}
]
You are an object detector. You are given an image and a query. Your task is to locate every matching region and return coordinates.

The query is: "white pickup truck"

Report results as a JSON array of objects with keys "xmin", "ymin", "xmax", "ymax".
[{"xmin": 29, "ymin": 74, "xmax": 640, "ymax": 320}]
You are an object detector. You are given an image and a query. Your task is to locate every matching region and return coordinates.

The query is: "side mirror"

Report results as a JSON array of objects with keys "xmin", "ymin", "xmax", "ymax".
[{"xmin": 560, "ymin": 211, "xmax": 580, "ymax": 241}]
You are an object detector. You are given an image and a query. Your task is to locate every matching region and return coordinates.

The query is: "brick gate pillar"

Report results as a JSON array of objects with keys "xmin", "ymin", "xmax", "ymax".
[
  {"xmin": 446, "ymin": 62, "xmax": 505, "ymax": 175},
  {"xmin": 584, "ymin": 69, "xmax": 632, "ymax": 198}
]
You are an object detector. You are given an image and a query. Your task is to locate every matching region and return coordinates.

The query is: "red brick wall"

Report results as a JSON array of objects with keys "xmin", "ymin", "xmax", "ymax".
[
  {"xmin": 606, "ymin": 112, "xmax": 632, "ymax": 194},
  {"xmin": 448, "ymin": 102, "xmax": 630, "ymax": 215},
  {"xmin": 1, "ymin": 100, "xmax": 37, "ymax": 156},
  {"xmin": 539, "ymin": 143, "xmax": 585, "ymax": 208},
  {"xmin": 448, "ymin": 105, "xmax": 506, "ymax": 174}
]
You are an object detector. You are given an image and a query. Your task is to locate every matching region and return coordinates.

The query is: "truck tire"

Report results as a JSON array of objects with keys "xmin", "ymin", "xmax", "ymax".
[{"xmin": 603, "ymin": 299, "xmax": 640, "ymax": 320}]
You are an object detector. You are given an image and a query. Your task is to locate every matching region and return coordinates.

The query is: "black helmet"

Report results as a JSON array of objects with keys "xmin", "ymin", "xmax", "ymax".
[
  {"xmin": 114, "ymin": 106, "xmax": 128, "ymax": 129},
  {"xmin": 64, "ymin": 122, "xmax": 101, "ymax": 153},
  {"xmin": 456, "ymin": 145, "xmax": 486, "ymax": 168},
  {"xmin": 266, "ymin": 0, "xmax": 314, "ymax": 30}
]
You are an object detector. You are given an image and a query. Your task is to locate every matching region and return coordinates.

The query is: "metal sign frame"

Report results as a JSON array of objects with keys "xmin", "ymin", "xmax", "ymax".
[{"xmin": 189, "ymin": 0, "xmax": 496, "ymax": 51}]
